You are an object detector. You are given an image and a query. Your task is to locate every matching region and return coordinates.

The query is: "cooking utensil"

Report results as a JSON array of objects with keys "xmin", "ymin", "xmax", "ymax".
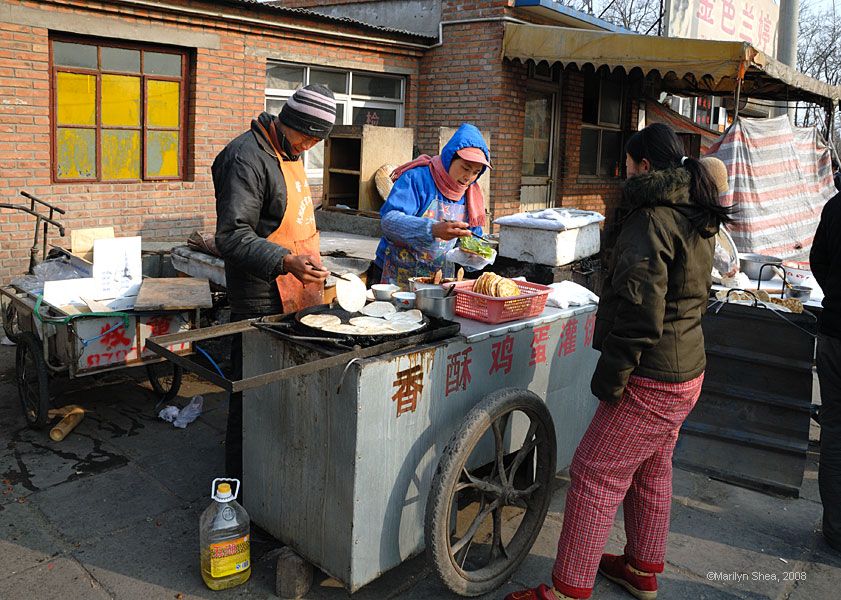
[
  {"xmin": 392, "ymin": 291, "xmax": 415, "ymax": 309},
  {"xmin": 783, "ymin": 285, "xmax": 811, "ymax": 301},
  {"xmin": 335, "ymin": 273, "xmax": 366, "ymax": 313},
  {"xmin": 371, "ymin": 283, "xmax": 400, "ymax": 301},
  {"xmin": 415, "ymin": 287, "xmax": 456, "ymax": 320},
  {"xmin": 739, "ymin": 253, "xmax": 782, "ymax": 281}
]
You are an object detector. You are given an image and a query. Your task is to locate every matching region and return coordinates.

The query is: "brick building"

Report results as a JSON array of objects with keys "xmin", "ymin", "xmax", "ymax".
[
  {"xmin": 3, "ymin": 0, "xmax": 835, "ymax": 281},
  {"xmin": 0, "ymin": 0, "xmax": 429, "ymax": 280}
]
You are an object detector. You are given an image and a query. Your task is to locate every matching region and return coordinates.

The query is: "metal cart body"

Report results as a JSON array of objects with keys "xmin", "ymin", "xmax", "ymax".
[
  {"xmin": 2, "ymin": 285, "xmax": 194, "ymax": 378},
  {"xmin": 242, "ymin": 305, "xmax": 599, "ymax": 591}
]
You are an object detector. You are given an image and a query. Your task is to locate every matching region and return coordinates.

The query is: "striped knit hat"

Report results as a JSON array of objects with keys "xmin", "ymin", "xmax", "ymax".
[{"xmin": 279, "ymin": 84, "xmax": 337, "ymax": 140}]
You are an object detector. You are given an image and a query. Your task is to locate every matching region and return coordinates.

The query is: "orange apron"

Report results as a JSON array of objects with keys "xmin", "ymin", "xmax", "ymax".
[{"xmin": 256, "ymin": 122, "xmax": 323, "ymax": 313}]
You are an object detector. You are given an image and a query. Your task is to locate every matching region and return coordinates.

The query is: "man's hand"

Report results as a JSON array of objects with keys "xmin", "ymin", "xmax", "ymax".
[
  {"xmin": 431, "ymin": 220, "xmax": 471, "ymax": 241},
  {"xmin": 282, "ymin": 254, "xmax": 329, "ymax": 284}
]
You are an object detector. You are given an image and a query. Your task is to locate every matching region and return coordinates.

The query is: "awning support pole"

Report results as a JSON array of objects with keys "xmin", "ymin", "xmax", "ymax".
[{"xmin": 734, "ymin": 77, "xmax": 743, "ymax": 120}]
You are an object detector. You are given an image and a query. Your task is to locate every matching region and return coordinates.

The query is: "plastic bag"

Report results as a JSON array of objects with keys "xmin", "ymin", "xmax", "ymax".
[
  {"xmin": 174, "ymin": 395, "xmax": 204, "ymax": 429},
  {"xmin": 158, "ymin": 405, "xmax": 179, "ymax": 423},
  {"xmin": 10, "ymin": 258, "xmax": 86, "ymax": 295},
  {"xmin": 445, "ymin": 247, "xmax": 497, "ymax": 271}
]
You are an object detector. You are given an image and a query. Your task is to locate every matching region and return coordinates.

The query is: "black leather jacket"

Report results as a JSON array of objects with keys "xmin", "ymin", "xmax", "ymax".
[{"xmin": 213, "ymin": 112, "xmax": 290, "ymax": 314}]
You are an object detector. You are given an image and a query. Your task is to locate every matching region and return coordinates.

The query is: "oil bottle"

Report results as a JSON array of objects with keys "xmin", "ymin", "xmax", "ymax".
[{"xmin": 200, "ymin": 478, "xmax": 251, "ymax": 590}]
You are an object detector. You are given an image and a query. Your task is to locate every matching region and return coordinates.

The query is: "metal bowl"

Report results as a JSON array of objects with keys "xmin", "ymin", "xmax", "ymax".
[
  {"xmin": 414, "ymin": 287, "xmax": 456, "ymax": 320},
  {"xmin": 739, "ymin": 253, "xmax": 782, "ymax": 281},
  {"xmin": 783, "ymin": 285, "xmax": 811, "ymax": 301}
]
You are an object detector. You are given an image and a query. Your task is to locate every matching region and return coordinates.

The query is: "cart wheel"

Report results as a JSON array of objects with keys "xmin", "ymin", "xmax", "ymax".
[
  {"xmin": 145, "ymin": 362, "xmax": 183, "ymax": 404},
  {"xmin": 15, "ymin": 332, "xmax": 51, "ymax": 429},
  {"xmin": 3, "ymin": 301, "xmax": 21, "ymax": 343},
  {"xmin": 425, "ymin": 388, "xmax": 557, "ymax": 596}
]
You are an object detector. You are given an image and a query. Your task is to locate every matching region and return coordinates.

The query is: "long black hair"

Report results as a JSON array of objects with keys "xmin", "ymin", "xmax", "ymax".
[{"xmin": 625, "ymin": 123, "xmax": 734, "ymax": 228}]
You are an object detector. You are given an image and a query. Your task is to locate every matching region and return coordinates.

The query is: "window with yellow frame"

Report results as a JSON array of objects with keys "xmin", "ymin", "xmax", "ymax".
[{"xmin": 51, "ymin": 37, "xmax": 187, "ymax": 182}]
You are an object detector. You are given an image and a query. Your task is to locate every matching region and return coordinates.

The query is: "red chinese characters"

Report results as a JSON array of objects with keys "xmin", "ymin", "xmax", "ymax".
[
  {"xmin": 721, "ymin": 0, "xmax": 736, "ymax": 35},
  {"xmin": 489, "ymin": 335, "xmax": 514, "ymax": 375},
  {"xmin": 445, "ymin": 347, "xmax": 473, "ymax": 396},
  {"xmin": 147, "ymin": 316, "xmax": 171, "ymax": 337},
  {"xmin": 392, "ymin": 364, "xmax": 424, "ymax": 418},
  {"xmin": 757, "ymin": 10, "xmax": 773, "ymax": 50},
  {"xmin": 696, "ymin": 0, "xmax": 715, "ymax": 25},
  {"xmin": 584, "ymin": 313, "xmax": 596, "ymax": 347},
  {"xmin": 100, "ymin": 322, "xmax": 132, "ymax": 350},
  {"xmin": 557, "ymin": 319, "xmax": 578, "ymax": 357},
  {"xmin": 739, "ymin": 5, "xmax": 755, "ymax": 43},
  {"xmin": 530, "ymin": 325, "xmax": 551, "ymax": 366}
]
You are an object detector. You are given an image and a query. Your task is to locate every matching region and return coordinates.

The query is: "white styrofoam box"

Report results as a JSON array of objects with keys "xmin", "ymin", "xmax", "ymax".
[{"xmin": 498, "ymin": 221, "xmax": 601, "ymax": 266}]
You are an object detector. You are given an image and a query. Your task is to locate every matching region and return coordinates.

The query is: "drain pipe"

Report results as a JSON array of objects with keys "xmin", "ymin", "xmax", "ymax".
[{"xmin": 428, "ymin": 16, "xmax": 530, "ymax": 49}]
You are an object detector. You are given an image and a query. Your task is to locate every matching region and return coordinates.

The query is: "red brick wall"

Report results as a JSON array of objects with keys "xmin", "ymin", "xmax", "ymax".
[
  {"xmin": 0, "ymin": 0, "xmax": 421, "ymax": 281},
  {"xmin": 554, "ymin": 67, "xmax": 640, "ymax": 236}
]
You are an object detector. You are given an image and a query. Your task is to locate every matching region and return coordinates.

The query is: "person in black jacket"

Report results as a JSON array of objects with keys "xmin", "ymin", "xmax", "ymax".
[
  {"xmin": 213, "ymin": 84, "xmax": 336, "ymax": 482},
  {"xmin": 811, "ymin": 174, "xmax": 841, "ymax": 553}
]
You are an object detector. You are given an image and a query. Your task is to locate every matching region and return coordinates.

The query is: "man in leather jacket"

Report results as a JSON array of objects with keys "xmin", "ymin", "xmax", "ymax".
[{"xmin": 213, "ymin": 84, "xmax": 336, "ymax": 482}]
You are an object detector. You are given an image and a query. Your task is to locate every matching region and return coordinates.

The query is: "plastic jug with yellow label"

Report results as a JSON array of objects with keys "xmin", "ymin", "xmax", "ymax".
[{"xmin": 199, "ymin": 478, "xmax": 251, "ymax": 590}]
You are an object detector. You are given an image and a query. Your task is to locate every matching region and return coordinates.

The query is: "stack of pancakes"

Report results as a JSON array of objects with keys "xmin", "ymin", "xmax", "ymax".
[{"xmin": 473, "ymin": 272, "xmax": 521, "ymax": 298}]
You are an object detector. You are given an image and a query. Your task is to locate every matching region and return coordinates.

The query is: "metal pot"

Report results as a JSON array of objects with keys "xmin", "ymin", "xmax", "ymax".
[
  {"xmin": 783, "ymin": 285, "xmax": 812, "ymax": 301},
  {"xmin": 414, "ymin": 287, "xmax": 455, "ymax": 320},
  {"xmin": 739, "ymin": 253, "xmax": 783, "ymax": 281}
]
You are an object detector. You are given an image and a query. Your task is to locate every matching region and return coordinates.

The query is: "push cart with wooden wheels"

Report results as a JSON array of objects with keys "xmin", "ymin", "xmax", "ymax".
[{"xmin": 146, "ymin": 301, "xmax": 599, "ymax": 596}]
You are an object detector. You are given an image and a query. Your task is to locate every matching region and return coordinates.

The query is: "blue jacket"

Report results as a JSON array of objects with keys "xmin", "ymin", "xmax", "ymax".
[{"xmin": 375, "ymin": 123, "xmax": 490, "ymax": 267}]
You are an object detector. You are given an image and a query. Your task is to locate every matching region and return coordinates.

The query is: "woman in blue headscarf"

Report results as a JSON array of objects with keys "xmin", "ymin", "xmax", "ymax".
[{"xmin": 369, "ymin": 123, "xmax": 491, "ymax": 287}]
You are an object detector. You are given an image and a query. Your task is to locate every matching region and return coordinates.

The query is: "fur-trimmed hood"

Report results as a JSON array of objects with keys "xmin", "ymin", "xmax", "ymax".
[{"xmin": 622, "ymin": 168, "xmax": 717, "ymax": 238}]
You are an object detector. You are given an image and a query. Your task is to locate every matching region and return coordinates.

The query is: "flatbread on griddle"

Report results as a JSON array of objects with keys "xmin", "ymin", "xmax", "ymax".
[
  {"xmin": 321, "ymin": 323, "xmax": 359, "ymax": 334},
  {"xmin": 388, "ymin": 320, "xmax": 424, "ymax": 333},
  {"xmin": 384, "ymin": 309, "xmax": 423, "ymax": 323},
  {"xmin": 300, "ymin": 314, "xmax": 342, "ymax": 328},
  {"xmin": 360, "ymin": 301, "xmax": 397, "ymax": 317},
  {"xmin": 349, "ymin": 316, "xmax": 388, "ymax": 328}
]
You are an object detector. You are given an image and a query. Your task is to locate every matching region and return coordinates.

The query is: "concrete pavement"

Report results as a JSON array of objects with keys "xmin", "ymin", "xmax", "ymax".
[{"xmin": 1, "ymin": 344, "xmax": 839, "ymax": 600}]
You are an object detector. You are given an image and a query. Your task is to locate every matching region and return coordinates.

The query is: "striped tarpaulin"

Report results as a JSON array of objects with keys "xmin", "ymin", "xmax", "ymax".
[{"xmin": 707, "ymin": 116, "xmax": 836, "ymax": 260}]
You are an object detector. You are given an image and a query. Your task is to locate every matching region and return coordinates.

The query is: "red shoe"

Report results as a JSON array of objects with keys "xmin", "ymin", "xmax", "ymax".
[
  {"xmin": 598, "ymin": 554, "xmax": 657, "ymax": 600},
  {"xmin": 504, "ymin": 583, "xmax": 557, "ymax": 600}
]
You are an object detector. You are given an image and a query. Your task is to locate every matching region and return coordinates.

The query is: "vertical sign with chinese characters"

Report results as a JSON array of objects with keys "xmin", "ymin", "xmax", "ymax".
[{"xmin": 666, "ymin": 0, "xmax": 779, "ymax": 57}]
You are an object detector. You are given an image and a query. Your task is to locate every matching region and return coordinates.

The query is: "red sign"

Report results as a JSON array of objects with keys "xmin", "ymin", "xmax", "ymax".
[
  {"xmin": 489, "ymin": 335, "xmax": 515, "ymax": 375},
  {"xmin": 530, "ymin": 325, "xmax": 551, "ymax": 366},
  {"xmin": 445, "ymin": 347, "xmax": 473, "ymax": 396},
  {"xmin": 557, "ymin": 318, "xmax": 578, "ymax": 357},
  {"xmin": 392, "ymin": 365, "xmax": 424, "ymax": 418}
]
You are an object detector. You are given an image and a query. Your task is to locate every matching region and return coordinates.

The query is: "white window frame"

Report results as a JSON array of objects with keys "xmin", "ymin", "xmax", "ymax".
[{"xmin": 265, "ymin": 62, "xmax": 405, "ymax": 181}]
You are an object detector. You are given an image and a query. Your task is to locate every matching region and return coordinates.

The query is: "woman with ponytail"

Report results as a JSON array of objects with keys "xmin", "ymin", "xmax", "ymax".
[{"xmin": 507, "ymin": 123, "xmax": 732, "ymax": 600}]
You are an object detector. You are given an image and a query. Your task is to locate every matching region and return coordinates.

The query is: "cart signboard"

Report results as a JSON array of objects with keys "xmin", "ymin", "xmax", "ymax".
[{"xmin": 74, "ymin": 313, "xmax": 191, "ymax": 372}]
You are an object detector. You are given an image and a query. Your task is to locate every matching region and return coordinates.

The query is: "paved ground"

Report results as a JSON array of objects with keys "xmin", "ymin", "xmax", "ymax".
[{"xmin": 1, "ymin": 343, "xmax": 839, "ymax": 600}]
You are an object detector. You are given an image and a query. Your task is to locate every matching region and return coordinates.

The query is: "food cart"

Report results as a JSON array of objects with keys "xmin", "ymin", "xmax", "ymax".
[{"xmin": 147, "ymin": 298, "xmax": 600, "ymax": 595}]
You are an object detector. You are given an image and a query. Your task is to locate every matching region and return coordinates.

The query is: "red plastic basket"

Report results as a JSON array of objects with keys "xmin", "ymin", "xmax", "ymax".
[{"xmin": 450, "ymin": 279, "xmax": 551, "ymax": 324}]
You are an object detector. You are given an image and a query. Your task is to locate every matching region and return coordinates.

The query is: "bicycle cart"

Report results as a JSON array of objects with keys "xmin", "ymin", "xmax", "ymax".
[
  {"xmin": 146, "ymin": 301, "xmax": 599, "ymax": 596},
  {"xmin": 1, "ymin": 191, "xmax": 197, "ymax": 429}
]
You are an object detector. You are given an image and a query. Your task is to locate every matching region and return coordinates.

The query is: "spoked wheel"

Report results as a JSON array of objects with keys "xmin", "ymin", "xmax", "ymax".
[
  {"xmin": 3, "ymin": 301, "xmax": 21, "ymax": 343},
  {"xmin": 15, "ymin": 332, "xmax": 51, "ymax": 429},
  {"xmin": 145, "ymin": 361, "xmax": 183, "ymax": 405},
  {"xmin": 425, "ymin": 388, "xmax": 557, "ymax": 596}
]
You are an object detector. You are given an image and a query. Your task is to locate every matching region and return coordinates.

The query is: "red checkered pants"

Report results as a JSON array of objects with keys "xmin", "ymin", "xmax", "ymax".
[{"xmin": 551, "ymin": 373, "xmax": 704, "ymax": 598}]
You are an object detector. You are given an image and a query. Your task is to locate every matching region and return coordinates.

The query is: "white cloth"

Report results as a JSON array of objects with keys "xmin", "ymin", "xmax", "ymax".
[
  {"xmin": 494, "ymin": 208, "xmax": 605, "ymax": 231},
  {"xmin": 546, "ymin": 281, "xmax": 600, "ymax": 309}
]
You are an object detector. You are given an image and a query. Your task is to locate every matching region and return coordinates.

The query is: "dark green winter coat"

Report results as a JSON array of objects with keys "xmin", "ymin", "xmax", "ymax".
[{"xmin": 591, "ymin": 168, "xmax": 717, "ymax": 403}]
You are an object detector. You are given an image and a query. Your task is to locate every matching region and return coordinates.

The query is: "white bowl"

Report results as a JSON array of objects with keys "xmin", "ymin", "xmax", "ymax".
[
  {"xmin": 392, "ymin": 291, "xmax": 416, "ymax": 309},
  {"xmin": 371, "ymin": 283, "xmax": 400, "ymax": 301}
]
